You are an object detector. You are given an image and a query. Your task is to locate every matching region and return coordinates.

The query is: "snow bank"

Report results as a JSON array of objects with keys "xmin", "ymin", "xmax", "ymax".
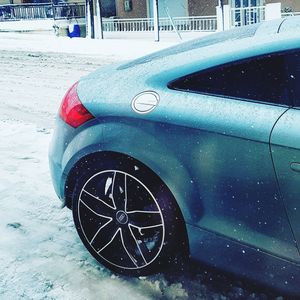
[
  {"xmin": 0, "ymin": 30, "xmax": 210, "ymax": 59},
  {"xmin": 0, "ymin": 19, "xmax": 54, "ymax": 32}
]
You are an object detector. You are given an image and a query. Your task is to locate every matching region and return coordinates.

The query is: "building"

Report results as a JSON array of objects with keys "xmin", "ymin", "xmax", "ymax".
[
  {"xmin": 115, "ymin": 0, "xmax": 300, "ymax": 19},
  {"xmin": 1, "ymin": 0, "xmax": 300, "ymax": 36},
  {"xmin": 0, "ymin": 0, "xmax": 116, "ymax": 19},
  {"xmin": 115, "ymin": 0, "xmax": 217, "ymax": 18}
]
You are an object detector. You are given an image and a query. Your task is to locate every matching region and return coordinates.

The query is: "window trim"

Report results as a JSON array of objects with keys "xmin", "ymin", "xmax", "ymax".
[{"xmin": 168, "ymin": 49, "xmax": 300, "ymax": 108}]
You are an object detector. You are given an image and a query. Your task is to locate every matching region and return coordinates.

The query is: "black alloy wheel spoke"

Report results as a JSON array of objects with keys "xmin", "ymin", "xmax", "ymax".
[
  {"xmin": 112, "ymin": 172, "xmax": 127, "ymax": 211},
  {"xmin": 90, "ymin": 219, "xmax": 119, "ymax": 252},
  {"xmin": 128, "ymin": 224, "xmax": 158, "ymax": 263},
  {"xmin": 121, "ymin": 225, "xmax": 147, "ymax": 267},
  {"xmin": 127, "ymin": 210, "xmax": 163, "ymax": 229},
  {"xmin": 80, "ymin": 189, "xmax": 115, "ymax": 218}
]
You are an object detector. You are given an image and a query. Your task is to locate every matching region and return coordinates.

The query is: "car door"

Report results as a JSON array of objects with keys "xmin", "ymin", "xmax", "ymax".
[
  {"xmin": 270, "ymin": 50, "xmax": 300, "ymax": 255},
  {"xmin": 271, "ymin": 108, "xmax": 300, "ymax": 255},
  {"xmin": 167, "ymin": 50, "xmax": 300, "ymax": 261}
]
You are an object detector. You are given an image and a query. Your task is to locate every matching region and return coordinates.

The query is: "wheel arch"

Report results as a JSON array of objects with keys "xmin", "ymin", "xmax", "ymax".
[
  {"xmin": 64, "ymin": 150, "xmax": 190, "ymax": 223},
  {"xmin": 63, "ymin": 120, "xmax": 194, "ymax": 226}
]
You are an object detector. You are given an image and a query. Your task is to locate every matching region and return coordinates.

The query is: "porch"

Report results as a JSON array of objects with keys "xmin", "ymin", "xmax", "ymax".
[{"xmin": 0, "ymin": 2, "xmax": 299, "ymax": 35}]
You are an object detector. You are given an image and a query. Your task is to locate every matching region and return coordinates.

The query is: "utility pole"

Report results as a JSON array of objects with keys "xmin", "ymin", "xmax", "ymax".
[
  {"xmin": 96, "ymin": 0, "xmax": 104, "ymax": 39},
  {"xmin": 153, "ymin": 0, "xmax": 159, "ymax": 42},
  {"xmin": 218, "ymin": 0, "xmax": 224, "ymax": 31},
  {"xmin": 86, "ymin": 0, "xmax": 95, "ymax": 38},
  {"xmin": 86, "ymin": 0, "xmax": 103, "ymax": 39}
]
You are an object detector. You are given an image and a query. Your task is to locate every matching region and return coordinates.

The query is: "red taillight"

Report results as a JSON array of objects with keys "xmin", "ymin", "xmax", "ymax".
[{"xmin": 59, "ymin": 82, "xmax": 94, "ymax": 128}]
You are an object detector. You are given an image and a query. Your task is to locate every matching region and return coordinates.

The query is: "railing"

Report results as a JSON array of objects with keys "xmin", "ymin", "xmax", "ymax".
[
  {"xmin": 281, "ymin": 11, "xmax": 300, "ymax": 18},
  {"xmin": 231, "ymin": 6, "xmax": 265, "ymax": 27},
  {"xmin": 103, "ymin": 16, "xmax": 217, "ymax": 32},
  {"xmin": 53, "ymin": 3, "xmax": 85, "ymax": 20},
  {"xmin": 0, "ymin": 3, "xmax": 216, "ymax": 32},
  {"xmin": 0, "ymin": 3, "xmax": 52, "ymax": 20},
  {"xmin": 0, "ymin": 2, "xmax": 85, "ymax": 21}
]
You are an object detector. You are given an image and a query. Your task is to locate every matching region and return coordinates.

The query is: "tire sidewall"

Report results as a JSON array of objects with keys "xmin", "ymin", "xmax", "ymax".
[{"xmin": 71, "ymin": 152, "xmax": 187, "ymax": 276}]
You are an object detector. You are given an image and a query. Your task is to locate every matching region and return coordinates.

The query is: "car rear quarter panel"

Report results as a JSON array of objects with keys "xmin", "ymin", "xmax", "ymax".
[
  {"xmin": 61, "ymin": 82, "xmax": 300, "ymax": 264},
  {"xmin": 74, "ymin": 39, "xmax": 300, "ymax": 262}
]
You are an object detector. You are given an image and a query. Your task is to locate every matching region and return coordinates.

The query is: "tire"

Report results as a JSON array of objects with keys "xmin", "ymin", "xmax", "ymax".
[{"xmin": 71, "ymin": 152, "xmax": 188, "ymax": 276}]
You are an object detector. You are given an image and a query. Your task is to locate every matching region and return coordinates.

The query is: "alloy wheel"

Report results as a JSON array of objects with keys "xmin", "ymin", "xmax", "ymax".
[{"xmin": 77, "ymin": 170, "xmax": 165, "ymax": 270}]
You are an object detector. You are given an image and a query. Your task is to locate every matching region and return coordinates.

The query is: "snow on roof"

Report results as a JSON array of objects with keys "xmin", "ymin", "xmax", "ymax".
[
  {"xmin": 118, "ymin": 23, "xmax": 260, "ymax": 71},
  {"xmin": 119, "ymin": 16, "xmax": 300, "ymax": 74}
]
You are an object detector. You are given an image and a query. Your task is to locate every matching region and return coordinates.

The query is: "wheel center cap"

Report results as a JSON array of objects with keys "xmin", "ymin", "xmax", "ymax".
[{"xmin": 116, "ymin": 210, "xmax": 128, "ymax": 224}]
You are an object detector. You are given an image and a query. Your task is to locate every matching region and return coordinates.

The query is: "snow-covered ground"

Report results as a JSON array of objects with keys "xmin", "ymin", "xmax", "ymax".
[{"xmin": 0, "ymin": 32, "xmax": 286, "ymax": 299}]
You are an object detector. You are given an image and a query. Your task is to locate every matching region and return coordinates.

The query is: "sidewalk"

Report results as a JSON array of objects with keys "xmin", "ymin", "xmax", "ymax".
[
  {"xmin": 0, "ymin": 19, "xmax": 54, "ymax": 33},
  {"xmin": 0, "ymin": 26, "xmax": 210, "ymax": 59}
]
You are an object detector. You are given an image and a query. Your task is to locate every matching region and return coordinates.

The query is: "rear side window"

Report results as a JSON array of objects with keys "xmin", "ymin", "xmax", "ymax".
[
  {"xmin": 287, "ymin": 52, "xmax": 300, "ymax": 108},
  {"xmin": 168, "ymin": 51, "xmax": 300, "ymax": 106}
]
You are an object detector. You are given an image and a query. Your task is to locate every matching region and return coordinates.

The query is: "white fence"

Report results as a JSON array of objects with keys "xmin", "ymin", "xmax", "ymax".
[
  {"xmin": 0, "ymin": 3, "xmax": 85, "ymax": 21},
  {"xmin": 0, "ymin": 3, "xmax": 216, "ymax": 32},
  {"xmin": 103, "ymin": 16, "xmax": 217, "ymax": 32},
  {"xmin": 282, "ymin": 11, "xmax": 300, "ymax": 18},
  {"xmin": 1, "ymin": 2, "xmax": 300, "ymax": 32}
]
